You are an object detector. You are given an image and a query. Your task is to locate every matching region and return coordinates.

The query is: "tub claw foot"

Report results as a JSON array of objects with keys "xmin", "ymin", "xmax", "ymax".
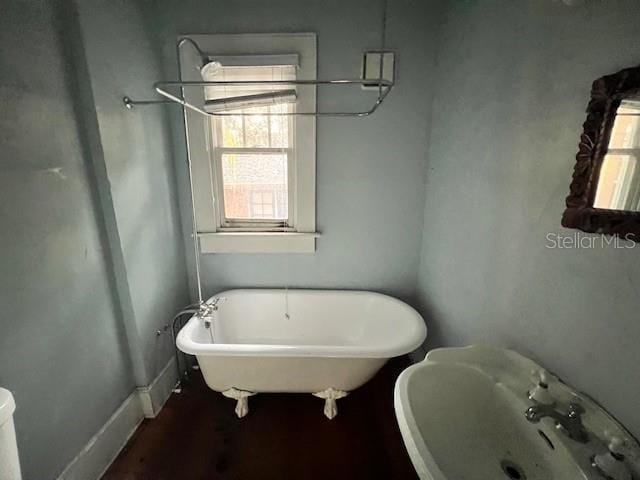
[
  {"xmin": 313, "ymin": 388, "xmax": 349, "ymax": 419},
  {"xmin": 222, "ymin": 388, "xmax": 256, "ymax": 418}
]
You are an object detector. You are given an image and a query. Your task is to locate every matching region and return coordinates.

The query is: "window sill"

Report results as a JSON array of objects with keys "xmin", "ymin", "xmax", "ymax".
[{"xmin": 199, "ymin": 232, "xmax": 319, "ymax": 254}]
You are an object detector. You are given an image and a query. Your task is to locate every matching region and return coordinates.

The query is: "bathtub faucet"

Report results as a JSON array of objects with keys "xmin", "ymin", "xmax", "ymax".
[
  {"xmin": 207, "ymin": 296, "xmax": 226, "ymax": 310},
  {"xmin": 200, "ymin": 297, "xmax": 226, "ymax": 329}
]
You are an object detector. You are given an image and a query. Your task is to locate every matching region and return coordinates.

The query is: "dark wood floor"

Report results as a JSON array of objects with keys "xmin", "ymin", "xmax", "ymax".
[{"xmin": 102, "ymin": 357, "xmax": 418, "ymax": 480}]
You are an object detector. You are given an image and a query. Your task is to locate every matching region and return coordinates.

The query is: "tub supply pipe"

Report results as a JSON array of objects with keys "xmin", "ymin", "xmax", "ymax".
[{"xmin": 164, "ymin": 297, "xmax": 226, "ymax": 388}]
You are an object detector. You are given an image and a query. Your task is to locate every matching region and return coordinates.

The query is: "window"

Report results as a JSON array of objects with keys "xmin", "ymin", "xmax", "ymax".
[
  {"xmin": 180, "ymin": 34, "xmax": 317, "ymax": 253},
  {"xmin": 205, "ymin": 64, "xmax": 294, "ymax": 228}
]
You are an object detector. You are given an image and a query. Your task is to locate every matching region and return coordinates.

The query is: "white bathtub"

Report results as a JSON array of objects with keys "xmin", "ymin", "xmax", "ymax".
[{"xmin": 176, "ymin": 289, "xmax": 426, "ymax": 417}]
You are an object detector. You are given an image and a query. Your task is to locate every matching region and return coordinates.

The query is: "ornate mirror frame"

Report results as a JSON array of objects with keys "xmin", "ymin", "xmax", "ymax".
[{"xmin": 562, "ymin": 64, "xmax": 640, "ymax": 241}]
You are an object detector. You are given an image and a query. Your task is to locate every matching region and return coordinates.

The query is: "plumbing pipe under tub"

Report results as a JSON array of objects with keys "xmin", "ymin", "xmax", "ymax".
[{"xmin": 0, "ymin": 388, "xmax": 21, "ymax": 480}]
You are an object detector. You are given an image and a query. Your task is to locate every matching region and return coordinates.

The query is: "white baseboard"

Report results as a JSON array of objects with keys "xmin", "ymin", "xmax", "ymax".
[
  {"xmin": 56, "ymin": 392, "xmax": 143, "ymax": 480},
  {"xmin": 137, "ymin": 357, "xmax": 179, "ymax": 418},
  {"xmin": 57, "ymin": 357, "xmax": 177, "ymax": 480}
]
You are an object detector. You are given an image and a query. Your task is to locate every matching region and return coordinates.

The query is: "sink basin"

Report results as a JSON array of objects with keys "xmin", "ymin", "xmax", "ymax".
[{"xmin": 394, "ymin": 346, "xmax": 640, "ymax": 480}]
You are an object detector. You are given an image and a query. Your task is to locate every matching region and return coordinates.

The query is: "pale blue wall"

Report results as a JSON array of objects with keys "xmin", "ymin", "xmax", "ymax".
[
  {"xmin": 416, "ymin": 0, "xmax": 640, "ymax": 438},
  {"xmin": 0, "ymin": 0, "xmax": 188, "ymax": 478},
  {"xmin": 146, "ymin": 0, "xmax": 444, "ymax": 303},
  {"xmin": 76, "ymin": 0, "xmax": 189, "ymax": 381},
  {"xmin": 0, "ymin": 1, "xmax": 133, "ymax": 477}
]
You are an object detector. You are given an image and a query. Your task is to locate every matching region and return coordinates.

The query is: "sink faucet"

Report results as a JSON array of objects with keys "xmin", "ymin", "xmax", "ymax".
[{"xmin": 525, "ymin": 402, "xmax": 590, "ymax": 443}]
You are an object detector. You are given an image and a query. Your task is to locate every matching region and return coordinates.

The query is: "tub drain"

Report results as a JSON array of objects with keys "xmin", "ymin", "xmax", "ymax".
[{"xmin": 500, "ymin": 460, "xmax": 526, "ymax": 480}]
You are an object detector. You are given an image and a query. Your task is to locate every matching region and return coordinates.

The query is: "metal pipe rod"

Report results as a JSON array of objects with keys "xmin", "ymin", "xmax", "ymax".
[
  {"xmin": 177, "ymin": 37, "xmax": 205, "ymax": 305},
  {"xmin": 153, "ymin": 81, "xmax": 393, "ymax": 117},
  {"xmin": 378, "ymin": 0, "xmax": 388, "ymax": 100},
  {"xmin": 156, "ymin": 78, "xmax": 393, "ymax": 87},
  {"xmin": 126, "ymin": 77, "xmax": 393, "ymax": 115}
]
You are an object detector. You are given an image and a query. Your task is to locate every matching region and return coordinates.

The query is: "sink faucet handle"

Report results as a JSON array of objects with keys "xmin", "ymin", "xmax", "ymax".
[
  {"xmin": 529, "ymin": 369, "xmax": 554, "ymax": 405},
  {"xmin": 538, "ymin": 369, "xmax": 549, "ymax": 386},
  {"xmin": 593, "ymin": 433, "xmax": 632, "ymax": 480},
  {"xmin": 603, "ymin": 432, "xmax": 627, "ymax": 457},
  {"xmin": 530, "ymin": 368, "xmax": 551, "ymax": 386},
  {"xmin": 609, "ymin": 436, "xmax": 625, "ymax": 455}
]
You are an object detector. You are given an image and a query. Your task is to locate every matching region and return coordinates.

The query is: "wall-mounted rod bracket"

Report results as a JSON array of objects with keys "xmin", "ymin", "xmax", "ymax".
[{"xmin": 123, "ymin": 96, "xmax": 175, "ymax": 110}]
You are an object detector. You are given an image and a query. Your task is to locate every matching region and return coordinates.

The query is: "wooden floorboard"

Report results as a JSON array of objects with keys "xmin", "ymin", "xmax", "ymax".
[{"xmin": 102, "ymin": 357, "xmax": 418, "ymax": 480}]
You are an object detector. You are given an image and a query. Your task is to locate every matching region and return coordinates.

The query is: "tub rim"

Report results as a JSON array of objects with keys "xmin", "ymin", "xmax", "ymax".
[{"xmin": 176, "ymin": 289, "xmax": 427, "ymax": 358}]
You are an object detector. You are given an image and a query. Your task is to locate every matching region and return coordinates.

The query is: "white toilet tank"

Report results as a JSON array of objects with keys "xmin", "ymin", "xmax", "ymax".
[{"xmin": 0, "ymin": 388, "xmax": 21, "ymax": 480}]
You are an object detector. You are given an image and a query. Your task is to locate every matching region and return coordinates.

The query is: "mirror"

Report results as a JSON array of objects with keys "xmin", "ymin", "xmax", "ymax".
[{"xmin": 562, "ymin": 65, "xmax": 640, "ymax": 240}]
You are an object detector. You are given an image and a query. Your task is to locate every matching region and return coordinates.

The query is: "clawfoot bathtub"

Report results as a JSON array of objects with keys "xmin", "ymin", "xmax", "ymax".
[{"xmin": 177, "ymin": 289, "xmax": 426, "ymax": 418}]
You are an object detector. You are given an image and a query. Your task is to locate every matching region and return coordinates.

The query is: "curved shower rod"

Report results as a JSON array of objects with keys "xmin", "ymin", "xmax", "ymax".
[
  {"xmin": 123, "ymin": 57, "xmax": 394, "ymax": 117},
  {"xmin": 125, "ymin": 77, "xmax": 394, "ymax": 117}
]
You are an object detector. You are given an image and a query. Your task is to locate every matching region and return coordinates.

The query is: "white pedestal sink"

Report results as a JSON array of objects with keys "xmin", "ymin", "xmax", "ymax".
[{"xmin": 394, "ymin": 346, "xmax": 640, "ymax": 480}]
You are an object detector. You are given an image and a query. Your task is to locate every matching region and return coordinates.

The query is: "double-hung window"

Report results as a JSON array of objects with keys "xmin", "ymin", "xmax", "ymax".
[
  {"xmin": 205, "ymin": 63, "xmax": 295, "ymax": 230},
  {"xmin": 180, "ymin": 34, "xmax": 316, "ymax": 253}
]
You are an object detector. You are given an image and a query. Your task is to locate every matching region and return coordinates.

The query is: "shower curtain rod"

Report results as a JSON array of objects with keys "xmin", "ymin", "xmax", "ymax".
[
  {"xmin": 123, "ymin": 57, "xmax": 394, "ymax": 118},
  {"xmin": 123, "ymin": 0, "xmax": 392, "ymax": 117},
  {"xmin": 130, "ymin": 77, "xmax": 394, "ymax": 117}
]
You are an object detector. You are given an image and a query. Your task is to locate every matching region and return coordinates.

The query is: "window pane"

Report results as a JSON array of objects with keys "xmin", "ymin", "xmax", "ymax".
[
  {"xmin": 222, "ymin": 153, "xmax": 288, "ymax": 220},
  {"xmin": 244, "ymin": 107, "xmax": 269, "ymax": 147},
  {"xmin": 608, "ymin": 99, "xmax": 640, "ymax": 149},
  {"xmin": 594, "ymin": 154, "xmax": 639, "ymax": 211},
  {"xmin": 205, "ymin": 64, "xmax": 295, "ymax": 148},
  {"xmin": 220, "ymin": 104, "xmax": 291, "ymax": 148},
  {"xmin": 221, "ymin": 115, "xmax": 243, "ymax": 147},
  {"xmin": 270, "ymin": 103, "xmax": 290, "ymax": 148}
]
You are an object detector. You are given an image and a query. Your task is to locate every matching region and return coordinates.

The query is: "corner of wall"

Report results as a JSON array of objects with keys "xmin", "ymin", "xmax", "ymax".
[{"xmin": 57, "ymin": 357, "xmax": 178, "ymax": 480}]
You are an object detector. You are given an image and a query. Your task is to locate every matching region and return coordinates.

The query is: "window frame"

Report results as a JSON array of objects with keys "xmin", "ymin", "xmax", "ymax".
[{"xmin": 179, "ymin": 33, "xmax": 317, "ymax": 253}]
